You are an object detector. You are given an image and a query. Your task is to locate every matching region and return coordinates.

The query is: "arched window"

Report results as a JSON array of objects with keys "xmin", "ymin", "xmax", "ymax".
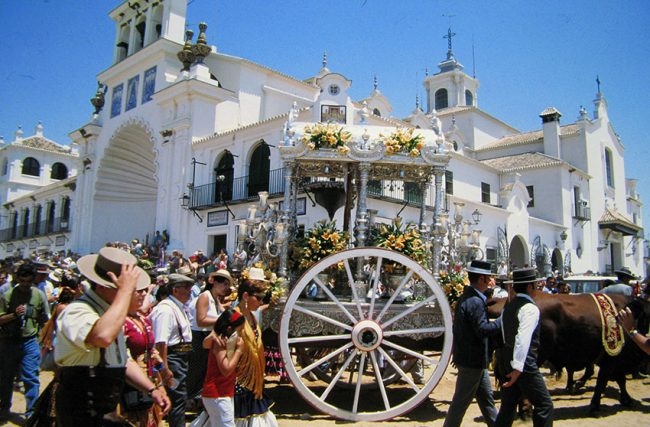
[
  {"xmin": 33, "ymin": 205, "xmax": 42, "ymax": 235},
  {"xmin": 61, "ymin": 197, "xmax": 71, "ymax": 229},
  {"xmin": 605, "ymin": 148, "xmax": 614, "ymax": 187},
  {"xmin": 46, "ymin": 201, "xmax": 55, "ymax": 233},
  {"xmin": 465, "ymin": 90, "xmax": 474, "ymax": 106},
  {"xmin": 22, "ymin": 208, "xmax": 30, "ymax": 237},
  {"xmin": 215, "ymin": 151, "xmax": 235, "ymax": 202},
  {"xmin": 248, "ymin": 142, "xmax": 270, "ymax": 197},
  {"xmin": 435, "ymin": 89, "xmax": 448, "ymax": 110},
  {"xmin": 22, "ymin": 157, "xmax": 40, "ymax": 176},
  {"xmin": 1, "ymin": 158, "xmax": 7, "ymax": 176},
  {"xmin": 51, "ymin": 162, "xmax": 68, "ymax": 180},
  {"xmin": 373, "ymin": 108, "xmax": 381, "ymax": 117}
]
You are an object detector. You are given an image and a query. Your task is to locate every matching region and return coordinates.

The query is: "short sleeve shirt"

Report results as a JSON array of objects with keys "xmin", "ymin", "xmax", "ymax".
[{"xmin": 54, "ymin": 289, "xmax": 128, "ymax": 367}]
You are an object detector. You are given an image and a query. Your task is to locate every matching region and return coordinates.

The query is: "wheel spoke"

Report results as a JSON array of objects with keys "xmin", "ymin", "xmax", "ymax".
[
  {"xmin": 369, "ymin": 350, "xmax": 391, "ymax": 410},
  {"xmin": 297, "ymin": 342, "xmax": 354, "ymax": 378},
  {"xmin": 382, "ymin": 338, "xmax": 441, "ymax": 365},
  {"xmin": 366, "ymin": 256, "xmax": 385, "ymax": 316},
  {"xmin": 344, "ymin": 258, "xmax": 366, "ymax": 318},
  {"xmin": 352, "ymin": 352, "xmax": 367, "ymax": 413},
  {"xmin": 288, "ymin": 333, "xmax": 351, "ymax": 345},
  {"xmin": 376, "ymin": 346, "xmax": 420, "ymax": 392},
  {"xmin": 383, "ymin": 326, "xmax": 446, "ymax": 337},
  {"xmin": 319, "ymin": 347, "xmax": 359, "ymax": 400},
  {"xmin": 291, "ymin": 303, "xmax": 355, "ymax": 331},
  {"xmin": 375, "ymin": 269, "xmax": 416, "ymax": 322},
  {"xmin": 381, "ymin": 295, "xmax": 437, "ymax": 329}
]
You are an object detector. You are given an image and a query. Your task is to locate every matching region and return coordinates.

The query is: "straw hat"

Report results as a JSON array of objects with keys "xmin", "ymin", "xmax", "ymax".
[{"xmin": 77, "ymin": 247, "xmax": 149, "ymax": 290}]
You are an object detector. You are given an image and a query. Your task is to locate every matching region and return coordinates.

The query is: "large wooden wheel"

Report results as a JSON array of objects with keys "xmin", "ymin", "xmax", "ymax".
[{"xmin": 279, "ymin": 248, "xmax": 453, "ymax": 422}]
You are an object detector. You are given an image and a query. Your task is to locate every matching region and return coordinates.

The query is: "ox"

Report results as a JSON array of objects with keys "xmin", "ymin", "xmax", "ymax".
[{"xmin": 488, "ymin": 292, "xmax": 649, "ymax": 413}]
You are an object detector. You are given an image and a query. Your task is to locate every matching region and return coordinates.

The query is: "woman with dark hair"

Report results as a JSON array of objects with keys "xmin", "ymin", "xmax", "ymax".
[
  {"xmin": 232, "ymin": 268, "xmax": 278, "ymax": 427},
  {"xmin": 201, "ymin": 308, "xmax": 245, "ymax": 426}
]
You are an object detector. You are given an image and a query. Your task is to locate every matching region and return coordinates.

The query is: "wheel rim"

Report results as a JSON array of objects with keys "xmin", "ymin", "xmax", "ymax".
[{"xmin": 279, "ymin": 247, "xmax": 453, "ymax": 422}]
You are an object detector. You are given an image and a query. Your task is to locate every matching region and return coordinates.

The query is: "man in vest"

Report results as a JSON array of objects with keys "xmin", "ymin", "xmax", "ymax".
[
  {"xmin": 495, "ymin": 267, "xmax": 553, "ymax": 427},
  {"xmin": 444, "ymin": 260, "xmax": 502, "ymax": 427},
  {"xmin": 0, "ymin": 263, "xmax": 49, "ymax": 421},
  {"xmin": 150, "ymin": 273, "xmax": 194, "ymax": 427}
]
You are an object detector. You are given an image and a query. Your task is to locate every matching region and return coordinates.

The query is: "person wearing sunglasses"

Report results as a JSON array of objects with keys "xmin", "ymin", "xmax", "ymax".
[{"xmin": 232, "ymin": 267, "xmax": 278, "ymax": 426}]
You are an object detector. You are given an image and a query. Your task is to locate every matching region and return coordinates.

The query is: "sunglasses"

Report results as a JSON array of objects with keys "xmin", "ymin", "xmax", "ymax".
[{"xmin": 250, "ymin": 293, "xmax": 266, "ymax": 301}]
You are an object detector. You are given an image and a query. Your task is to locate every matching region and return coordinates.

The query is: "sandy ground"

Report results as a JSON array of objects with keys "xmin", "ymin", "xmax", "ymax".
[{"xmin": 5, "ymin": 366, "xmax": 650, "ymax": 426}]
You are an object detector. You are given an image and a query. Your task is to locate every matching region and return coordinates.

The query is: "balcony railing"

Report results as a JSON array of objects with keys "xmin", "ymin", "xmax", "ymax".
[
  {"xmin": 188, "ymin": 167, "xmax": 435, "ymax": 210},
  {"xmin": 0, "ymin": 216, "xmax": 71, "ymax": 243}
]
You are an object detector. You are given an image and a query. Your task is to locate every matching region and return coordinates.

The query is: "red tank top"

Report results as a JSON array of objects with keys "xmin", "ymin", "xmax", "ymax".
[{"xmin": 202, "ymin": 348, "xmax": 236, "ymax": 398}]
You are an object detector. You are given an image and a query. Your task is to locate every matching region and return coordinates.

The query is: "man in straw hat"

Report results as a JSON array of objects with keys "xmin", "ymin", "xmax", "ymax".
[
  {"xmin": 54, "ymin": 247, "xmax": 170, "ymax": 425},
  {"xmin": 601, "ymin": 266, "xmax": 635, "ymax": 296},
  {"xmin": 494, "ymin": 267, "xmax": 553, "ymax": 427},
  {"xmin": 444, "ymin": 260, "xmax": 502, "ymax": 427},
  {"xmin": 150, "ymin": 273, "xmax": 195, "ymax": 427}
]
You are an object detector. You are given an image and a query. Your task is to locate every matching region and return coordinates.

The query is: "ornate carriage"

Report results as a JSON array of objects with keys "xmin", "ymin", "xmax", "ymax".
[{"xmin": 243, "ymin": 110, "xmax": 455, "ymax": 422}]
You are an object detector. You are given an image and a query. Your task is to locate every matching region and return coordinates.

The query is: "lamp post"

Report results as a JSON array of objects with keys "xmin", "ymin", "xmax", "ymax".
[{"xmin": 435, "ymin": 202, "xmax": 484, "ymax": 271}]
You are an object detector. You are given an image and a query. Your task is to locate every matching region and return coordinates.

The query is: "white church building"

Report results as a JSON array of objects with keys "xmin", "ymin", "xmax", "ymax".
[{"xmin": 0, "ymin": 0, "xmax": 644, "ymax": 279}]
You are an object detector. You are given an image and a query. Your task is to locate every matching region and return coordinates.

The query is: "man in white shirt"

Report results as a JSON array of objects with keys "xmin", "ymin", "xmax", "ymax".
[
  {"xmin": 150, "ymin": 273, "xmax": 194, "ymax": 427},
  {"xmin": 495, "ymin": 268, "xmax": 553, "ymax": 427}
]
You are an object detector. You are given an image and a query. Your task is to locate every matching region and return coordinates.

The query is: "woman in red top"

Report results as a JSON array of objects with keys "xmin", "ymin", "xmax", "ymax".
[
  {"xmin": 120, "ymin": 284, "xmax": 167, "ymax": 427},
  {"xmin": 202, "ymin": 308, "xmax": 245, "ymax": 427}
]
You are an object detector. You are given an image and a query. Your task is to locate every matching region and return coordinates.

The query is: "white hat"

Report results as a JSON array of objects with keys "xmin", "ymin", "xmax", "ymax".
[{"xmin": 248, "ymin": 267, "xmax": 269, "ymax": 282}]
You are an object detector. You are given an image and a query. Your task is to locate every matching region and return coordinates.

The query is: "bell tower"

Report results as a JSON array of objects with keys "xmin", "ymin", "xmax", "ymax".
[
  {"xmin": 109, "ymin": 0, "xmax": 187, "ymax": 64},
  {"xmin": 423, "ymin": 27, "xmax": 479, "ymax": 113}
]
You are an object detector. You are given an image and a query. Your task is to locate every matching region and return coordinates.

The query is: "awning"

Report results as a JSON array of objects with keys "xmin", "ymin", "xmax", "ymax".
[{"xmin": 598, "ymin": 207, "xmax": 643, "ymax": 237}]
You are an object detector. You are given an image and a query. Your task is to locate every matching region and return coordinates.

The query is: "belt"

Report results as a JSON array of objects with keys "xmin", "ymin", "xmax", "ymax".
[{"xmin": 168, "ymin": 343, "xmax": 193, "ymax": 353}]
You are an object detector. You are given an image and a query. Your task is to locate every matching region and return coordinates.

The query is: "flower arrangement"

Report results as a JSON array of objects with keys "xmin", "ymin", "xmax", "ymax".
[
  {"xmin": 439, "ymin": 265, "xmax": 469, "ymax": 310},
  {"xmin": 301, "ymin": 123, "xmax": 352, "ymax": 154},
  {"xmin": 369, "ymin": 217, "xmax": 429, "ymax": 272},
  {"xmin": 380, "ymin": 127, "xmax": 425, "ymax": 157},
  {"xmin": 236, "ymin": 262, "xmax": 286, "ymax": 306},
  {"xmin": 296, "ymin": 220, "xmax": 349, "ymax": 271}
]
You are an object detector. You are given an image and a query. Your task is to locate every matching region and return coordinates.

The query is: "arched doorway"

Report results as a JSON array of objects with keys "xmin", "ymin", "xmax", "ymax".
[
  {"xmin": 508, "ymin": 235, "xmax": 529, "ymax": 271},
  {"xmin": 214, "ymin": 151, "xmax": 234, "ymax": 202},
  {"xmin": 551, "ymin": 248, "xmax": 563, "ymax": 276},
  {"xmin": 91, "ymin": 122, "xmax": 157, "ymax": 249},
  {"xmin": 248, "ymin": 141, "xmax": 270, "ymax": 197}
]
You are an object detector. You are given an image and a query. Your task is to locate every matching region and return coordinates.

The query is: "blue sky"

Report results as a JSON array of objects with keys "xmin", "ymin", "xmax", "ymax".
[{"xmin": 1, "ymin": 0, "xmax": 649, "ymax": 230}]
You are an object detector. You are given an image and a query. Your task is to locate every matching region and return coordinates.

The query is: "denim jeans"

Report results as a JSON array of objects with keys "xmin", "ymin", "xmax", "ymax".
[
  {"xmin": 443, "ymin": 366, "xmax": 497, "ymax": 427},
  {"xmin": 0, "ymin": 336, "xmax": 41, "ymax": 416}
]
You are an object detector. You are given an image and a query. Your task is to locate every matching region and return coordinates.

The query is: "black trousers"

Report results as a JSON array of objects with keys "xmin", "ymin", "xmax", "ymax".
[
  {"xmin": 165, "ymin": 350, "xmax": 189, "ymax": 427},
  {"xmin": 495, "ymin": 369, "xmax": 553, "ymax": 427}
]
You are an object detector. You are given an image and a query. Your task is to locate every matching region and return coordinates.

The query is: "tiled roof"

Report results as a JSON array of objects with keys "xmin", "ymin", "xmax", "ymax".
[
  {"xmin": 17, "ymin": 136, "xmax": 73, "ymax": 154},
  {"xmin": 598, "ymin": 207, "xmax": 642, "ymax": 234},
  {"xmin": 480, "ymin": 152, "xmax": 563, "ymax": 172},
  {"xmin": 476, "ymin": 124, "xmax": 581, "ymax": 152}
]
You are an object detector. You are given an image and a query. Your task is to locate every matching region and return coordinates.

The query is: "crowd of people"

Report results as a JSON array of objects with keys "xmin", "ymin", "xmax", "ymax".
[
  {"xmin": 0, "ymin": 239, "xmax": 648, "ymax": 427},
  {"xmin": 0, "ymin": 240, "xmax": 279, "ymax": 427}
]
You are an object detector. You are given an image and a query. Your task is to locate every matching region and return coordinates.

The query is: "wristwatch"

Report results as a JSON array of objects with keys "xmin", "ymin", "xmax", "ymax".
[{"xmin": 628, "ymin": 329, "xmax": 638, "ymax": 337}]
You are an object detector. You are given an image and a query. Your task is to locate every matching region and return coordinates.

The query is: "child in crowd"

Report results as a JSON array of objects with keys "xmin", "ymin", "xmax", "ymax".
[{"xmin": 201, "ymin": 308, "xmax": 245, "ymax": 427}]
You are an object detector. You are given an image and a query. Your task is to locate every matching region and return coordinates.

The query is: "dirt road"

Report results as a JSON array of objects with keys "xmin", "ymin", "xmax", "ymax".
[{"xmin": 6, "ymin": 367, "xmax": 650, "ymax": 426}]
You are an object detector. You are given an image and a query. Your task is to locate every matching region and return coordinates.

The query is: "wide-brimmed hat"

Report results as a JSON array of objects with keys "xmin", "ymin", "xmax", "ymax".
[
  {"xmin": 77, "ymin": 247, "xmax": 149, "ymax": 290},
  {"xmin": 48, "ymin": 268, "xmax": 64, "ymax": 284},
  {"xmin": 466, "ymin": 260, "xmax": 494, "ymax": 276},
  {"xmin": 176, "ymin": 265, "xmax": 192, "ymax": 276},
  {"xmin": 248, "ymin": 267, "xmax": 269, "ymax": 282},
  {"xmin": 505, "ymin": 267, "xmax": 538, "ymax": 285},
  {"xmin": 167, "ymin": 273, "xmax": 194, "ymax": 287},
  {"xmin": 211, "ymin": 269, "xmax": 233, "ymax": 286},
  {"xmin": 614, "ymin": 267, "xmax": 635, "ymax": 281}
]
